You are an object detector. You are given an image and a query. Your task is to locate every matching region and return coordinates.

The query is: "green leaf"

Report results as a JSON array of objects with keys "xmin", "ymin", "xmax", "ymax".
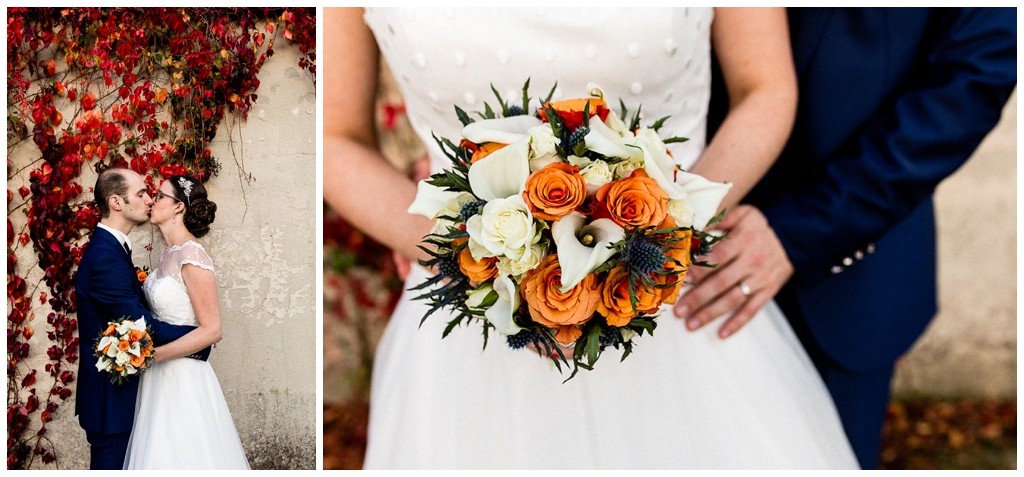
[
  {"xmin": 481, "ymin": 102, "xmax": 496, "ymax": 120},
  {"xmin": 584, "ymin": 323, "xmax": 602, "ymax": 366},
  {"xmin": 490, "ymin": 83, "xmax": 509, "ymax": 116},
  {"xmin": 663, "ymin": 136, "xmax": 690, "ymax": 144},
  {"xmin": 543, "ymin": 81, "xmax": 558, "ymax": 104},
  {"xmin": 454, "ymin": 105, "xmax": 473, "ymax": 127},
  {"xmin": 521, "ymin": 77, "xmax": 531, "ymax": 112},
  {"xmin": 619, "ymin": 98, "xmax": 628, "ymax": 121},
  {"xmin": 649, "ymin": 115, "xmax": 671, "ymax": 131}
]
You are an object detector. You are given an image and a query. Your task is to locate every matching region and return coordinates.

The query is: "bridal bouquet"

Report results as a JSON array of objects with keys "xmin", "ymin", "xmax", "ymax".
[
  {"xmin": 94, "ymin": 316, "xmax": 155, "ymax": 384},
  {"xmin": 408, "ymin": 81, "xmax": 731, "ymax": 379}
]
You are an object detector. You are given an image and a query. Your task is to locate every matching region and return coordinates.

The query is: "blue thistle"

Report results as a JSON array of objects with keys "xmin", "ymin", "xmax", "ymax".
[
  {"xmin": 622, "ymin": 237, "xmax": 665, "ymax": 275},
  {"xmin": 506, "ymin": 328, "xmax": 538, "ymax": 350},
  {"xmin": 437, "ymin": 256, "xmax": 462, "ymax": 279},
  {"xmin": 599, "ymin": 327, "xmax": 623, "ymax": 348},
  {"xmin": 507, "ymin": 105, "xmax": 525, "ymax": 117},
  {"xmin": 459, "ymin": 199, "xmax": 487, "ymax": 222},
  {"xmin": 563, "ymin": 126, "xmax": 589, "ymax": 155}
]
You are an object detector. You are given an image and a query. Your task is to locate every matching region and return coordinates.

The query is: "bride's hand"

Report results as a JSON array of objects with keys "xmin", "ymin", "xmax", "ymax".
[{"xmin": 672, "ymin": 205, "xmax": 794, "ymax": 338}]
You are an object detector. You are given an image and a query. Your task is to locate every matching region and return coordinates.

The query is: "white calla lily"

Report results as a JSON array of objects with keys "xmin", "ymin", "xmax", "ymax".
[
  {"xmin": 468, "ymin": 139, "xmax": 531, "ymax": 201},
  {"xmin": 584, "ymin": 118, "xmax": 643, "ymax": 161},
  {"xmin": 552, "ymin": 212, "xmax": 625, "ymax": 291},
  {"xmin": 675, "ymin": 170, "xmax": 732, "ymax": 230},
  {"xmin": 129, "ymin": 341, "xmax": 141, "ymax": 357},
  {"xmin": 407, "ymin": 180, "xmax": 460, "ymax": 219},
  {"xmin": 484, "ymin": 275, "xmax": 523, "ymax": 335},
  {"xmin": 636, "ymin": 139, "xmax": 688, "ymax": 200},
  {"xmin": 462, "ymin": 115, "xmax": 542, "ymax": 145}
]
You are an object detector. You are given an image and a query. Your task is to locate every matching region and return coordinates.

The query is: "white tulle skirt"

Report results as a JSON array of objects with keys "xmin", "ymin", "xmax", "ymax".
[
  {"xmin": 123, "ymin": 357, "xmax": 250, "ymax": 469},
  {"xmin": 363, "ymin": 265, "xmax": 859, "ymax": 469}
]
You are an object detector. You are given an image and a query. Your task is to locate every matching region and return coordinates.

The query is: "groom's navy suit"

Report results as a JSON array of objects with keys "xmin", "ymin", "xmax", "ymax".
[
  {"xmin": 709, "ymin": 7, "xmax": 1016, "ymax": 469},
  {"xmin": 74, "ymin": 226, "xmax": 211, "ymax": 469}
]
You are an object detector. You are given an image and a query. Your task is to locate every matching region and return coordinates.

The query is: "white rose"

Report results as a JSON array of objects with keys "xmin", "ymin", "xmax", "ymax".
[
  {"xmin": 431, "ymin": 192, "xmax": 477, "ymax": 235},
  {"xmin": 465, "ymin": 195, "xmax": 540, "ymax": 261},
  {"xmin": 667, "ymin": 198, "xmax": 696, "ymax": 228},
  {"xmin": 620, "ymin": 327, "xmax": 639, "ymax": 343},
  {"xmin": 496, "ymin": 242, "xmax": 547, "ymax": 279},
  {"xmin": 527, "ymin": 125, "xmax": 559, "ymax": 159},
  {"xmin": 612, "ymin": 159, "xmax": 643, "ymax": 180},
  {"xmin": 579, "ymin": 159, "xmax": 614, "ymax": 193},
  {"xmin": 115, "ymin": 351, "xmax": 130, "ymax": 366},
  {"xmin": 529, "ymin": 152, "xmax": 561, "ymax": 172},
  {"xmin": 465, "ymin": 284, "xmax": 497, "ymax": 311}
]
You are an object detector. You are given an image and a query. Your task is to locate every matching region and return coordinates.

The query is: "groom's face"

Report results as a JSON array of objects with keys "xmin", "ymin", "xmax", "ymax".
[{"xmin": 120, "ymin": 172, "xmax": 154, "ymax": 226}]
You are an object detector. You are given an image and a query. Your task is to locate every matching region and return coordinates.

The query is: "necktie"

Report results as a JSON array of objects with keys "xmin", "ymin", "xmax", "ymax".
[{"xmin": 123, "ymin": 242, "xmax": 131, "ymax": 255}]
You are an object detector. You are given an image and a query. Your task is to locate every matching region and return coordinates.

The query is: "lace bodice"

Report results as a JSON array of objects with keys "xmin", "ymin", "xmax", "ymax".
[
  {"xmin": 364, "ymin": 7, "xmax": 714, "ymax": 173},
  {"xmin": 143, "ymin": 241, "xmax": 215, "ymax": 327}
]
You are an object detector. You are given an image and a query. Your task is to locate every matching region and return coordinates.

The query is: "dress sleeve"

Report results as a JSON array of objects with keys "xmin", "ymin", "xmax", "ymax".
[{"xmin": 179, "ymin": 242, "xmax": 215, "ymax": 274}]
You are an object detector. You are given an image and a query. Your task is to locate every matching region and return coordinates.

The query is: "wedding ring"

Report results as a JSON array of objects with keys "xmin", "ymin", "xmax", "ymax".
[{"xmin": 738, "ymin": 281, "xmax": 752, "ymax": 298}]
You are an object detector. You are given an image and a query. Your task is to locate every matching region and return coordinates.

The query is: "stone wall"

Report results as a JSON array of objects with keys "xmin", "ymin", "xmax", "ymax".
[{"xmin": 9, "ymin": 41, "xmax": 317, "ymax": 469}]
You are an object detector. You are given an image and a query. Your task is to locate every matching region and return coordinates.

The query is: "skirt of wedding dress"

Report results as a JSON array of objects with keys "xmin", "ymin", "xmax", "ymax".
[{"xmin": 363, "ymin": 265, "xmax": 859, "ymax": 469}]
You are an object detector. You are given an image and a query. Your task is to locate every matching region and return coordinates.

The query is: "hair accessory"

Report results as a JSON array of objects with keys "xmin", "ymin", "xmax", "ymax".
[{"xmin": 178, "ymin": 177, "xmax": 193, "ymax": 206}]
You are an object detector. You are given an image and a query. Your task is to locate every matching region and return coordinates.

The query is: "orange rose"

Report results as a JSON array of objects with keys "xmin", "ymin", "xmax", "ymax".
[
  {"xmin": 597, "ymin": 264, "xmax": 664, "ymax": 327},
  {"xmin": 659, "ymin": 216, "xmax": 693, "ymax": 275},
  {"xmin": 652, "ymin": 215, "xmax": 693, "ymax": 306},
  {"xmin": 471, "ymin": 142, "xmax": 507, "ymax": 163},
  {"xmin": 102, "ymin": 324, "xmax": 117, "ymax": 336},
  {"xmin": 129, "ymin": 329, "xmax": 145, "ymax": 343},
  {"xmin": 522, "ymin": 162, "xmax": 587, "ymax": 221},
  {"xmin": 102, "ymin": 344, "xmax": 111, "ymax": 355},
  {"xmin": 117, "ymin": 340, "xmax": 130, "ymax": 352},
  {"xmin": 137, "ymin": 269, "xmax": 147, "ymax": 283},
  {"xmin": 538, "ymin": 97, "xmax": 610, "ymax": 130},
  {"xmin": 520, "ymin": 254, "xmax": 600, "ymax": 345},
  {"xmin": 114, "ymin": 365, "xmax": 124, "ymax": 372},
  {"xmin": 595, "ymin": 170, "xmax": 669, "ymax": 229},
  {"xmin": 454, "ymin": 238, "xmax": 499, "ymax": 282},
  {"xmin": 141, "ymin": 345, "xmax": 152, "ymax": 358},
  {"xmin": 130, "ymin": 354, "xmax": 146, "ymax": 368}
]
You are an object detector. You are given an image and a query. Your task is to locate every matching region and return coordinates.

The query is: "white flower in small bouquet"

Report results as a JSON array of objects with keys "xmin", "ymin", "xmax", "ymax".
[
  {"xmin": 94, "ymin": 316, "xmax": 155, "ymax": 384},
  {"xmin": 408, "ymin": 81, "xmax": 732, "ymax": 380}
]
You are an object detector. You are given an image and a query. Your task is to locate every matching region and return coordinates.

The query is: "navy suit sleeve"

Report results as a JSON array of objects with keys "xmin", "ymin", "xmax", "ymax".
[
  {"xmin": 88, "ymin": 256, "xmax": 196, "ymax": 346},
  {"xmin": 762, "ymin": 8, "xmax": 1016, "ymax": 285}
]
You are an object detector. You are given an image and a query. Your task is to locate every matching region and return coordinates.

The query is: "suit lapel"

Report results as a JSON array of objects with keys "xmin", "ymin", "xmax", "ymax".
[{"xmin": 92, "ymin": 227, "xmax": 139, "ymax": 295}]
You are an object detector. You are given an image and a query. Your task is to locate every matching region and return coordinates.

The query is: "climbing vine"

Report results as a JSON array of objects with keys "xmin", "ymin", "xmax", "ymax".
[{"xmin": 6, "ymin": 7, "xmax": 315, "ymax": 469}]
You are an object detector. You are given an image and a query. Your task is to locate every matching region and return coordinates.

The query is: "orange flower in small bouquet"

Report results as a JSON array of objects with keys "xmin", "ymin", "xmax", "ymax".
[
  {"xmin": 94, "ymin": 316, "xmax": 155, "ymax": 384},
  {"xmin": 408, "ymin": 80, "xmax": 732, "ymax": 380}
]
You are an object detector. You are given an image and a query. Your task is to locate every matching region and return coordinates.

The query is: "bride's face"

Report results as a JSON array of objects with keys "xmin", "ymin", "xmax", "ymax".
[{"xmin": 150, "ymin": 181, "xmax": 184, "ymax": 226}]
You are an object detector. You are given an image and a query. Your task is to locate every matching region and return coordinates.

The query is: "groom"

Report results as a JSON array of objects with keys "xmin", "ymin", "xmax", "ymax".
[
  {"xmin": 679, "ymin": 8, "xmax": 1016, "ymax": 469},
  {"xmin": 74, "ymin": 167, "xmax": 211, "ymax": 469}
]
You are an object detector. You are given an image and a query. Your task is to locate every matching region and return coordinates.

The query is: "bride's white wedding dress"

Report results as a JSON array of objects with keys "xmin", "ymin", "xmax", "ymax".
[
  {"xmin": 362, "ymin": 8, "xmax": 859, "ymax": 469},
  {"xmin": 123, "ymin": 241, "xmax": 249, "ymax": 469}
]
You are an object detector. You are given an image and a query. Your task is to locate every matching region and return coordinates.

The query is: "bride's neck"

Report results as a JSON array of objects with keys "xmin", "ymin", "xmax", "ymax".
[{"xmin": 158, "ymin": 220, "xmax": 194, "ymax": 248}]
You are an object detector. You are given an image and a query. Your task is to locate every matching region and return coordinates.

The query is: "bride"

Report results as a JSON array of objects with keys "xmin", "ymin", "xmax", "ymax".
[
  {"xmin": 325, "ymin": 7, "xmax": 859, "ymax": 469},
  {"xmin": 121, "ymin": 176, "xmax": 249, "ymax": 469}
]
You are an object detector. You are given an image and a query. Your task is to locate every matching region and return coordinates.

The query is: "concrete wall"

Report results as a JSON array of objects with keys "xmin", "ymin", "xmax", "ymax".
[
  {"xmin": 8, "ymin": 41, "xmax": 316, "ymax": 469},
  {"xmin": 891, "ymin": 91, "xmax": 1017, "ymax": 399}
]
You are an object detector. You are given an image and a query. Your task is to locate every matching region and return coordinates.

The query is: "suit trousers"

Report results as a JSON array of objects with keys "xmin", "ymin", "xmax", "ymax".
[{"xmin": 86, "ymin": 430, "xmax": 131, "ymax": 470}]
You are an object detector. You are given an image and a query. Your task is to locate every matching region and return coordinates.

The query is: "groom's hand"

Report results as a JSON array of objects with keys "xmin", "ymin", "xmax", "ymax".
[{"xmin": 673, "ymin": 205, "xmax": 794, "ymax": 338}]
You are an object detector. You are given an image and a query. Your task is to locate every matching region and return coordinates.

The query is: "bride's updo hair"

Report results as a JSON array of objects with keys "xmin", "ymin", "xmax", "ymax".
[{"xmin": 168, "ymin": 175, "xmax": 217, "ymax": 238}]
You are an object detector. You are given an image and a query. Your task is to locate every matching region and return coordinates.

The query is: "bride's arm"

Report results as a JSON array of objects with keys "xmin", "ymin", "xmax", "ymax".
[
  {"xmin": 689, "ymin": 7, "xmax": 797, "ymax": 210},
  {"xmin": 323, "ymin": 8, "xmax": 433, "ymax": 263},
  {"xmin": 151, "ymin": 264, "xmax": 222, "ymax": 363}
]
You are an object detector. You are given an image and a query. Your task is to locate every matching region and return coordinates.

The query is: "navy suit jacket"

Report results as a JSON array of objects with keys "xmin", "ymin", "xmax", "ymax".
[
  {"xmin": 74, "ymin": 227, "xmax": 210, "ymax": 435},
  {"xmin": 709, "ymin": 8, "xmax": 1016, "ymax": 371}
]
